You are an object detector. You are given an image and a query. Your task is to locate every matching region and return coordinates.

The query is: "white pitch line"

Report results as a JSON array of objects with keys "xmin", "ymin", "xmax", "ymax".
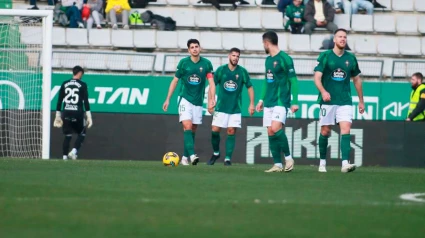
[{"xmin": 399, "ymin": 193, "xmax": 425, "ymax": 203}]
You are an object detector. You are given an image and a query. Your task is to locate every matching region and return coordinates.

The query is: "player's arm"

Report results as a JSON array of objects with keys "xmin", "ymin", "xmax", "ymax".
[
  {"xmin": 313, "ymin": 53, "xmax": 330, "ymax": 102},
  {"xmin": 83, "ymin": 83, "xmax": 93, "ymax": 128},
  {"xmin": 255, "ymin": 67, "xmax": 268, "ymax": 112},
  {"xmin": 408, "ymin": 89, "xmax": 425, "ymax": 121},
  {"xmin": 163, "ymin": 76, "xmax": 179, "ymax": 112},
  {"xmin": 207, "ymin": 62, "xmax": 216, "ymax": 108},
  {"xmin": 285, "ymin": 56, "xmax": 299, "ymax": 113},
  {"xmin": 352, "ymin": 57, "xmax": 364, "ymax": 114},
  {"xmin": 244, "ymin": 70, "xmax": 255, "ymax": 116},
  {"xmin": 53, "ymin": 84, "xmax": 65, "ymax": 128}
]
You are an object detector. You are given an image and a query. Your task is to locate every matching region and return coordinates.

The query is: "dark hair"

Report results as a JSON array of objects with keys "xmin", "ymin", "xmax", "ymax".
[
  {"xmin": 229, "ymin": 47, "xmax": 241, "ymax": 55},
  {"xmin": 187, "ymin": 39, "xmax": 200, "ymax": 48},
  {"xmin": 412, "ymin": 72, "xmax": 424, "ymax": 81},
  {"xmin": 334, "ymin": 28, "xmax": 348, "ymax": 35},
  {"xmin": 72, "ymin": 65, "xmax": 84, "ymax": 76},
  {"xmin": 262, "ymin": 31, "xmax": 278, "ymax": 45}
]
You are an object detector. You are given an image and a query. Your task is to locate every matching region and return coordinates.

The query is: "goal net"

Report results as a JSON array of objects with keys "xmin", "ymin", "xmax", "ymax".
[{"xmin": 0, "ymin": 10, "xmax": 52, "ymax": 159}]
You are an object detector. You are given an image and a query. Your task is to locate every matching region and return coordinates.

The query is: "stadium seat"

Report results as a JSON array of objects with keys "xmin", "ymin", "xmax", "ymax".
[
  {"xmin": 147, "ymin": 7, "xmax": 173, "ymax": 18},
  {"xmin": 217, "ymin": 11, "xmax": 240, "ymax": 29},
  {"xmin": 239, "ymin": 10, "xmax": 262, "ymax": 29},
  {"xmin": 173, "ymin": 8, "xmax": 195, "ymax": 27},
  {"xmin": 178, "ymin": 31, "xmax": 200, "ymax": 48},
  {"xmin": 149, "ymin": 0, "xmax": 167, "ymax": 5},
  {"xmin": 351, "ymin": 14, "xmax": 373, "ymax": 32},
  {"xmin": 354, "ymin": 36, "xmax": 377, "ymax": 54},
  {"xmin": 376, "ymin": 0, "xmax": 391, "ymax": 10},
  {"xmin": 112, "ymin": 30, "xmax": 133, "ymax": 48},
  {"xmin": 333, "ymin": 14, "xmax": 351, "ymax": 31},
  {"xmin": 52, "ymin": 27, "xmax": 66, "ymax": 46},
  {"xmin": 377, "ymin": 36, "xmax": 399, "ymax": 55},
  {"xmin": 84, "ymin": 53, "xmax": 107, "ymax": 70},
  {"xmin": 374, "ymin": 14, "xmax": 396, "ymax": 33},
  {"xmin": 19, "ymin": 26, "xmax": 42, "ymax": 45},
  {"xmin": 277, "ymin": 33, "xmax": 289, "ymax": 52},
  {"xmin": 195, "ymin": 10, "xmax": 217, "ymax": 28},
  {"xmin": 418, "ymin": 16, "xmax": 425, "ymax": 33},
  {"xmin": 222, "ymin": 32, "xmax": 244, "ymax": 50},
  {"xmin": 422, "ymin": 38, "xmax": 425, "ymax": 55},
  {"xmin": 399, "ymin": 37, "xmax": 421, "ymax": 56},
  {"xmin": 392, "ymin": 0, "xmax": 414, "ymax": 11},
  {"xmin": 106, "ymin": 54, "xmax": 130, "ymax": 71},
  {"xmin": 415, "ymin": 0, "xmax": 425, "ymax": 12},
  {"xmin": 199, "ymin": 32, "xmax": 222, "ymax": 50},
  {"xmin": 243, "ymin": 33, "xmax": 264, "ymax": 51},
  {"xmin": 156, "ymin": 31, "xmax": 178, "ymax": 48},
  {"xmin": 66, "ymin": 28, "xmax": 88, "ymax": 46},
  {"xmin": 396, "ymin": 15, "xmax": 418, "ymax": 34},
  {"xmin": 130, "ymin": 55, "xmax": 156, "ymax": 72},
  {"xmin": 167, "ymin": 0, "xmax": 189, "ymax": 5},
  {"xmin": 261, "ymin": 11, "xmax": 283, "ymax": 29},
  {"xmin": 133, "ymin": 30, "xmax": 156, "ymax": 48},
  {"xmin": 310, "ymin": 34, "xmax": 329, "ymax": 52},
  {"xmin": 88, "ymin": 29, "xmax": 111, "ymax": 47},
  {"xmin": 289, "ymin": 34, "xmax": 311, "ymax": 52}
]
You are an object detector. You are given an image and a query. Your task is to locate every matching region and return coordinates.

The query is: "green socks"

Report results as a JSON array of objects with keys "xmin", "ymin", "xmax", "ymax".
[
  {"xmin": 211, "ymin": 131, "xmax": 220, "ymax": 155},
  {"xmin": 184, "ymin": 132, "xmax": 196, "ymax": 157},
  {"xmin": 319, "ymin": 134, "xmax": 329, "ymax": 159},
  {"xmin": 225, "ymin": 134, "xmax": 235, "ymax": 160},
  {"xmin": 268, "ymin": 134, "xmax": 282, "ymax": 164},
  {"xmin": 184, "ymin": 130, "xmax": 195, "ymax": 157},
  {"xmin": 275, "ymin": 129, "xmax": 291, "ymax": 157},
  {"xmin": 341, "ymin": 134, "xmax": 351, "ymax": 161}
]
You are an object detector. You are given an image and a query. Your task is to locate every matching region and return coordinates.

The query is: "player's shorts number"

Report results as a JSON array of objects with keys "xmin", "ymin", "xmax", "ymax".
[
  {"xmin": 321, "ymin": 108, "xmax": 326, "ymax": 117},
  {"xmin": 64, "ymin": 88, "xmax": 79, "ymax": 104},
  {"xmin": 179, "ymin": 104, "xmax": 185, "ymax": 112}
]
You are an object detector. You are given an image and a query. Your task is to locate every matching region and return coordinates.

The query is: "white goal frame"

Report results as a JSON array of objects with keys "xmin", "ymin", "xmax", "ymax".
[{"xmin": 0, "ymin": 9, "xmax": 53, "ymax": 159}]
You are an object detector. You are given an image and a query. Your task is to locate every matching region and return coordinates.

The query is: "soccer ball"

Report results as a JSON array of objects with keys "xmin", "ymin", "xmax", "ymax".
[{"xmin": 163, "ymin": 152, "xmax": 180, "ymax": 167}]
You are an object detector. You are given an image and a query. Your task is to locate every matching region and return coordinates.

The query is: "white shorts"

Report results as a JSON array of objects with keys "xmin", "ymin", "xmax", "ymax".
[
  {"xmin": 178, "ymin": 97, "xmax": 203, "ymax": 124},
  {"xmin": 263, "ymin": 106, "xmax": 287, "ymax": 127},
  {"xmin": 212, "ymin": 112, "xmax": 242, "ymax": 128},
  {"xmin": 319, "ymin": 105, "xmax": 353, "ymax": 126}
]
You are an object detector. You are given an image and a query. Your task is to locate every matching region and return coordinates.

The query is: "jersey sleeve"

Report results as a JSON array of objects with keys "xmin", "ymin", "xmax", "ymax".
[
  {"xmin": 243, "ymin": 68, "xmax": 252, "ymax": 88},
  {"xmin": 82, "ymin": 83, "xmax": 91, "ymax": 111},
  {"xmin": 314, "ymin": 52, "xmax": 326, "ymax": 73},
  {"xmin": 283, "ymin": 55, "xmax": 296, "ymax": 78},
  {"xmin": 206, "ymin": 60, "xmax": 214, "ymax": 79},
  {"xmin": 55, "ymin": 83, "xmax": 65, "ymax": 111},
  {"xmin": 214, "ymin": 66, "xmax": 222, "ymax": 85},
  {"xmin": 174, "ymin": 59, "xmax": 184, "ymax": 79},
  {"xmin": 351, "ymin": 55, "xmax": 361, "ymax": 77}
]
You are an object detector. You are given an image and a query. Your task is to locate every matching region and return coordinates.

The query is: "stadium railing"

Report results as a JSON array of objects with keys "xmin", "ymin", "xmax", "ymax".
[{"xmin": 391, "ymin": 60, "xmax": 425, "ymax": 80}]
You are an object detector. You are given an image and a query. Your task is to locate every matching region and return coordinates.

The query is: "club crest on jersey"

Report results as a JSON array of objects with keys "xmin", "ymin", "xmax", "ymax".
[
  {"xmin": 188, "ymin": 74, "xmax": 201, "ymax": 85},
  {"xmin": 200, "ymin": 67, "xmax": 203, "ymax": 72},
  {"xmin": 266, "ymin": 70, "xmax": 274, "ymax": 83},
  {"xmin": 331, "ymin": 68, "xmax": 347, "ymax": 81},
  {"xmin": 224, "ymin": 80, "xmax": 238, "ymax": 92},
  {"xmin": 273, "ymin": 61, "xmax": 277, "ymax": 68},
  {"xmin": 345, "ymin": 60, "xmax": 350, "ymax": 67},
  {"xmin": 235, "ymin": 74, "xmax": 239, "ymax": 80}
]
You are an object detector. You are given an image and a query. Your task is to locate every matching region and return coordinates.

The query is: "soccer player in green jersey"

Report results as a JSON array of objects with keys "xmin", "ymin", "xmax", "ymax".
[
  {"xmin": 206, "ymin": 48, "xmax": 255, "ymax": 166},
  {"xmin": 313, "ymin": 29, "xmax": 365, "ymax": 173},
  {"xmin": 255, "ymin": 31, "xmax": 299, "ymax": 173},
  {"xmin": 163, "ymin": 39, "xmax": 216, "ymax": 166}
]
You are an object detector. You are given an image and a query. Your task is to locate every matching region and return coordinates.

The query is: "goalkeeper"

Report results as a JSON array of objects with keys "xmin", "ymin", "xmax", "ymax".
[{"xmin": 53, "ymin": 66, "xmax": 93, "ymax": 160}]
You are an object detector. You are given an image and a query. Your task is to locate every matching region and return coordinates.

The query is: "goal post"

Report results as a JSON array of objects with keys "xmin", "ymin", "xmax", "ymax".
[{"xmin": 0, "ymin": 9, "xmax": 53, "ymax": 159}]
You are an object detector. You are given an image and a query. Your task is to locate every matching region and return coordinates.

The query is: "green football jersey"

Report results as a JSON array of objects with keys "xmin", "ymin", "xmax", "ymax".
[
  {"xmin": 314, "ymin": 50, "xmax": 361, "ymax": 106},
  {"xmin": 175, "ymin": 56, "xmax": 214, "ymax": 106},
  {"xmin": 214, "ymin": 64, "xmax": 252, "ymax": 114},
  {"xmin": 262, "ymin": 51, "xmax": 298, "ymax": 108}
]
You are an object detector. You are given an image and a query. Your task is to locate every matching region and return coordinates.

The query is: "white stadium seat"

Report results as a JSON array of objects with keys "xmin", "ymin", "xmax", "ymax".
[
  {"xmin": 289, "ymin": 34, "xmax": 310, "ymax": 52},
  {"xmin": 19, "ymin": 26, "xmax": 42, "ymax": 45},
  {"xmin": 277, "ymin": 33, "xmax": 289, "ymax": 52},
  {"xmin": 88, "ymin": 29, "xmax": 111, "ymax": 47},
  {"xmin": 199, "ymin": 32, "xmax": 222, "ymax": 50},
  {"xmin": 261, "ymin": 11, "xmax": 283, "ymax": 29},
  {"xmin": 66, "ymin": 28, "xmax": 88, "ymax": 46},
  {"xmin": 422, "ymin": 38, "xmax": 425, "ymax": 55},
  {"xmin": 399, "ymin": 37, "xmax": 421, "ymax": 56},
  {"xmin": 167, "ymin": 0, "xmax": 189, "ymax": 5},
  {"xmin": 377, "ymin": 36, "xmax": 399, "ymax": 55},
  {"xmin": 222, "ymin": 32, "xmax": 244, "ymax": 50},
  {"xmin": 52, "ymin": 27, "xmax": 66, "ymax": 46},
  {"xmin": 239, "ymin": 10, "xmax": 262, "ymax": 29},
  {"xmin": 374, "ymin": 14, "xmax": 396, "ymax": 33},
  {"xmin": 392, "ymin": 0, "xmax": 414, "ymax": 11},
  {"xmin": 333, "ymin": 14, "xmax": 351, "ymax": 31},
  {"xmin": 133, "ymin": 30, "xmax": 156, "ymax": 48},
  {"xmin": 156, "ymin": 31, "xmax": 178, "ymax": 48},
  {"xmin": 419, "ymin": 16, "xmax": 425, "ymax": 33},
  {"xmin": 178, "ymin": 31, "xmax": 200, "ymax": 49},
  {"xmin": 396, "ymin": 15, "xmax": 418, "ymax": 34},
  {"xmin": 112, "ymin": 30, "xmax": 134, "ymax": 48},
  {"xmin": 310, "ymin": 34, "xmax": 329, "ymax": 52},
  {"xmin": 243, "ymin": 33, "xmax": 264, "ymax": 51},
  {"xmin": 354, "ymin": 36, "xmax": 377, "ymax": 54},
  {"xmin": 195, "ymin": 10, "xmax": 217, "ymax": 28},
  {"xmin": 217, "ymin": 11, "xmax": 239, "ymax": 29},
  {"xmin": 351, "ymin": 14, "xmax": 373, "ymax": 32},
  {"xmin": 415, "ymin": 0, "xmax": 425, "ymax": 12},
  {"xmin": 173, "ymin": 8, "xmax": 195, "ymax": 27}
]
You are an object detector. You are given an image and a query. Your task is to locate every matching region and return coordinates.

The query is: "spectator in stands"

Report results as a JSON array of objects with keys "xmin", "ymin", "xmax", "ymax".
[
  {"xmin": 28, "ymin": 0, "xmax": 56, "ymax": 10},
  {"xmin": 61, "ymin": 0, "xmax": 85, "ymax": 28},
  {"xmin": 105, "ymin": 0, "xmax": 131, "ymax": 30},
  {"xmin": 285, "ymin": 0, "xmax": 306, "ymax": 34},
  {"xmin": 351, "ymin": 0, "xmax": 374, "ymax": 15},
  {"xmin": 327, "ymin": 0, "xmax": 351, "ymax": 15},
  {"xmin": 85, "ymin": 0, "xmax": 104, "ymax": 29},
  {"xmin": 304, "ymin": 0, "xmax": 338, "ymax": 34}
]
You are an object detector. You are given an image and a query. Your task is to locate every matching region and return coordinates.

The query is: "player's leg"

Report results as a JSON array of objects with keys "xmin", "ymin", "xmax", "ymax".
[
  {"xmin": 178, "ymin": 98, "xmax": 193, "ymax": 165},
  {"xmin": 68, "ymin": 117, "xmax": 86, "ymax": 160},
  {"xmin": 61, "ymin": 117, "xmax": 72, "ymax": 160},
  {"xmin": 223, "ymin": 113, "xmax": 241, "ymax": 166},
  {"xmin": 272, "ymin": 106, "xmax": 294, "ymax": 172},
  {"xmin": 263, "ymin": 107, "xmax": 283, "ymax": 172},
  {"xmin": 208, "ymin": 112, "xmax": 227, "ymax": 165},
  {"xmin": 318, "ymin": 105, "xmax": 337, "ymax": 172},
  {"xmin": 336, "ymin": 105, "xmax": 356, "ymax": 173}
]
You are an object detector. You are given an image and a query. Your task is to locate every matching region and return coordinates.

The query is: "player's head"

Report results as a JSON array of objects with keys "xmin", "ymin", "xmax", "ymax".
[
  {"xmin": 72, "ymin": 65, "xmax": 84, "ymax": 79},
  {"xmin": 410, "ymin": 72, "xmax": 424, "ymax": 89},
  {"xmin": 187, "ymin": 39, "xmax": 200, "ymax": 57},
  {"xmin": 262, "ymin": 31, "xmax": 278, "ymax": 54},
  {"xmin": 228, "ymin": 47, "xmax": 240, "ymax": 66},
  {"xmin": 333, "ymin": 28, "xmax": 348, "ymax": 50}
]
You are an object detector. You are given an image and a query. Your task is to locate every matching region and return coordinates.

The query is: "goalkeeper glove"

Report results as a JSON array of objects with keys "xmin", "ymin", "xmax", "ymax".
[
  {"xmin": 53, "ymin": 111, "xmax": 63, "ymax": 128},
  {"xmin": 86, "ymin": 111, "xmax": 93, "ymax": 128}
]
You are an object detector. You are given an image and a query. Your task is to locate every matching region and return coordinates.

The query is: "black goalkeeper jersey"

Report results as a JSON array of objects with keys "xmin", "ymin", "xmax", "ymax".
[{"xmin": 56, "ymin": 78, "xmax": 90, "ymax": 118}]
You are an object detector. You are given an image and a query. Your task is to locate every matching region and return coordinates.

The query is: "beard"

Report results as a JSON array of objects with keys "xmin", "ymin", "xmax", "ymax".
[
  {"xmin": 412, "ymin": 83, "xmax": 419, "ymax": 90},
  {"xmin": 230, "ymin": 60, "xmax": 238, "ymax": 66},
  {"xmin": 264, "ymin": 48, "xmax": 269, "ymax": 54},
  {"xmin": 335, "ymin": 42, "xmax": 346, "ymax": 50}
]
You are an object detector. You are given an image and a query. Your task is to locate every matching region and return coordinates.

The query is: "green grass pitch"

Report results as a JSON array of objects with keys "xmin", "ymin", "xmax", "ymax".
[{"xmin": 0, "ymin": 159, "xmax": 424, "ymax": 238}]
